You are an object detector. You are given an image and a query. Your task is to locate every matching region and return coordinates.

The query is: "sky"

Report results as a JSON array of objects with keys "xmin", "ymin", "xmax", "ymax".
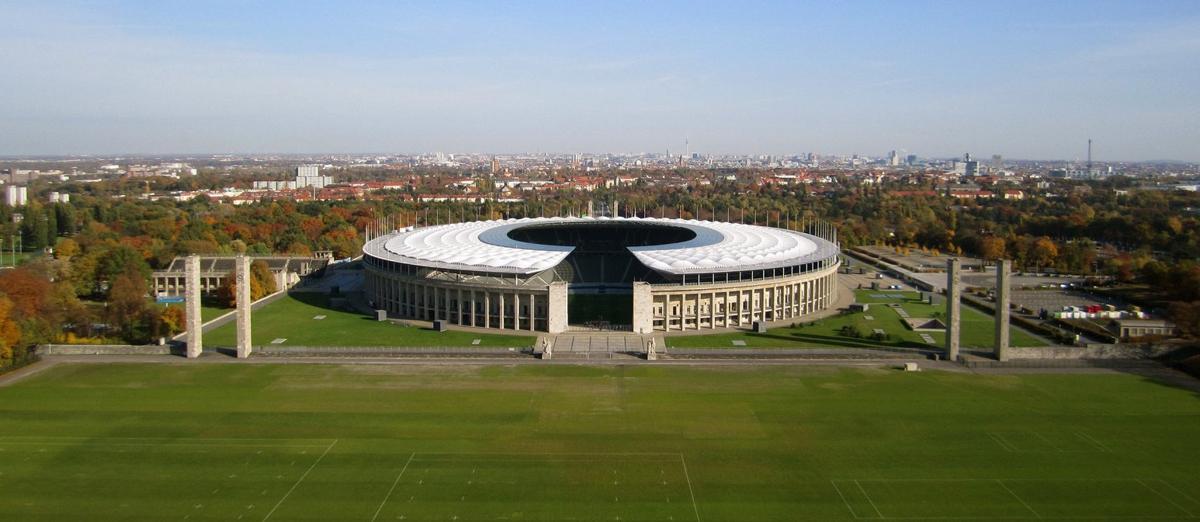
[{"xmin": 1, "ymin": 1, "xmax": 1198, "ymax": 161}]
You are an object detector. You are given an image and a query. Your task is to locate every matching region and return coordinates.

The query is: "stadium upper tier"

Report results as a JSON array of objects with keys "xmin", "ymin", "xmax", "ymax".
[{"xmin": 362, "ymin": 217, "xmax": 838, "ymax": 276}]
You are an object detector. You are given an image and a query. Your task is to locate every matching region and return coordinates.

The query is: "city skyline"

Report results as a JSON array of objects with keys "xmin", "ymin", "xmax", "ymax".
[{"xmin": 2, "ymin": 1, "xmax": 1199, "ymax": 161}]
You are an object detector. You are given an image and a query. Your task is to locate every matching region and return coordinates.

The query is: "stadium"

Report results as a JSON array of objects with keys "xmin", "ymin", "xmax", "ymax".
[{"xmin": 362, "ymin": 217, "xmax": 840, "ymax": 333}]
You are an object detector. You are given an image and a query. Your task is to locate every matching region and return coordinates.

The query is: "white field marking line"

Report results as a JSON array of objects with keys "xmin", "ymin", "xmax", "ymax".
[
  {"xmin": 836, "ymin": 517, "xmax": 1189, "ymax": 520},
  {"xmin": 679, "ymin": 453, "xmax": 701, "ymax": 522},
  {"xmin": 409, "ymin": 458, "xmax": 682, "ymax": 464},
  {"xmin": 261, "ymin": 439, "xmax": 337, "ymax": 522},
  {"xmin": 829, "ymin": 480, "xmax": 862, "ymax": 519},
  {"xmin": 854, "ymin": 480, "xmax": 884, "ymax": 519},
  {"xmin": 1155, "ymin": 479, "xmax": 1200, "ymax": 510},
  {"xmin": 987, "ymin": 432, "xmax": 1018, "ymax": 452},
  {"xmin": 1137, "ymin": 479, "xmax": 1195, "ymax": 518},
  {"xmin": 996, "ymin": 480, "xmax": 1042, "ymax": 519},
  {"xmin": 412, "ymin": 452, "xmax": 682, "ymax": 457},
  {"xmin": 0, "ymin": 436, "xmax": 336, "ymax": 442},
  {"xmin": 0, "ymin": 442, "xmax": 327, "ymax": 448},
  {"xmin": 850, "ymin": 478, "xmax": 1154, "ymax": 483},
  {"xmin": 371, "ymin": 453, "xmax": 415, "ymax": 522},
  {"xmin": 1032, "ymin": 432, "xmax": 1061, "ymax": 452},
  {"xmin": 1074, "ymin": 431, "xmax": 1112, "ymax": 453}
]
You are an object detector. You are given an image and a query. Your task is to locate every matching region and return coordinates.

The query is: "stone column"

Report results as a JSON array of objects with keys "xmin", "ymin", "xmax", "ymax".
[
  {"xmin": 709, "ymin": 292, "xmax": 716, "ymax": 329},
  {"xmin": 484, "ymin": 292, "xmax": 491, "ymax": 328},
  {"xmin": 499, "ymin": 293, "xmax": 506, "ymax": 329},
  {"xmin": 235, "ymin": 255, "xmax": 252, "ymax": 358},
  {"xmin": 547, "ymin": 282, "xmax": 568, "ymax": 333},
  {"xmin": 994, "ymin": 259, "xmax": 1011, "ymax": 361},
  {"xmin": 631, "ymin": 282, "xmax": 653, "ymax": 334},
  {"xmin": 513, "ymin": 293, "xmax": 521, "ymax": 330},
  {"xmin": 185, "ymin": 255, "xmax": 203, "ymax": 358},
  {"xmin": 527, "ymin": 293, "xmax": 536, "ymax": 331},
  {"xmin": 946, "ymin": 258, "xmax": 962, "ymax": 362}
]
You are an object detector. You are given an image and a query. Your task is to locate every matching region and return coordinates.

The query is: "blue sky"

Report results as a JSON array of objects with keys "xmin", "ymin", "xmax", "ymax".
[{"xmin": 1, "ymin": 1, "xmax": 1198, "ymax": 160}]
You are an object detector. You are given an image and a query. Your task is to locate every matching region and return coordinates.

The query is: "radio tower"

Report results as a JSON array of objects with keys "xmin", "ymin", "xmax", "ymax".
[{"xmin": 1087, "ymin": 138, "xmax": 1092, "ymax": 172}]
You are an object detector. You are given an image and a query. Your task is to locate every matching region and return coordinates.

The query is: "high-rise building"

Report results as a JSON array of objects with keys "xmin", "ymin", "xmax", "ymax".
[
  {"xmin": 887, "ymin": 150, "xmax": 901, "ymax": 166},
  {"xmin": 294, "ymin": 164, "xmax": 332, "ymax": 189},
  {"xmin": 4, "ymin": 185, "xmax": 28, "ymax": 206},
  {"xmin": 991, "ymin": 154, "xmax": 1003, "ymax": 170}
]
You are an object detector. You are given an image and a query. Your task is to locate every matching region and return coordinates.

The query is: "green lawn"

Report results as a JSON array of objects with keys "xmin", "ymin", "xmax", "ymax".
[
  {"xmin": 156, "ymin": 302, "xmax": 230, "ymax": 323},
  {"xmin": 205, "ymin": 293, "xmax": 535, "ymax": 348},
  {"xmin": 0, "ymin": 250, "xmax": 41, "ymax": 268},
  {"xmin": 668, "ymin": 290, "xmax": 1048, "ymax": 348},
  {"xmin": 0, "ymin": 363, "xmax": 1197, "ymax": 520}
]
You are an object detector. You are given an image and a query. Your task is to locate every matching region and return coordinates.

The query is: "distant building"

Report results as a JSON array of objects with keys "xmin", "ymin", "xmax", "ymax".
[
  {"xmin": 151, "ymin": 255, "xmax": 330, "ymax": 297},
  {"xmin": 295, "ymin": 164, "xmax": 333, "ymax": 189},
  {"xmin": 1112, "ymin": 319, "xmax": 1177, "ymax": 340},
  {"xmin": 48, "ymin": 191, "xmax": 70, "ymax": 203},
  {"xmin": 4, "ymin": 185, "xmax": 28, "ymax": 206},
  {"xmin": 887, "ymin": 150, "xmax": 900, "ymax": 166}
]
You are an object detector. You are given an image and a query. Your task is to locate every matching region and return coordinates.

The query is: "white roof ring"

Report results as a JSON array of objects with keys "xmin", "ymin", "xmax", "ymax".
[{"xmin": 362, "ymin": 217, "xmax": 838, "ymax": 276}]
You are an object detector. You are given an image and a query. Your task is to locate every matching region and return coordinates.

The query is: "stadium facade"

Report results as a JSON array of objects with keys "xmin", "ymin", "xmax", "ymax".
[{"xmin": 362, "ymin": 217, "xmax": 840, "ymax": 333}]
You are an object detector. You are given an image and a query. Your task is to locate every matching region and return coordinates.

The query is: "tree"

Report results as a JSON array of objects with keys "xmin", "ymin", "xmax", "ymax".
[
  {"xmin": 0, "ymin": 296, "xmax": 23, "ymax": 360},
  {"xmin": 250, "ymin": 260, "xmax": 277, "ymax": 299},
  {"xmin": 215, "ymin": 269, "xmax": 237, "ymax": 308},
  {"xmin": 1169, "ymin": 301, "xmax": 1200, "ymax": 339},
  {"xmin": 97, "ymin": 244, "xmax": 151, "ymax": 286},
  {"xmin": 106, "ymin": 268, "xmax": 149, "ymax": 341},
  {"xmin": 1028, "ymin": 237, "xmax": 1058, "ymax": 270},
  {"xmin": 979, "ymin": 236, "xmax": 1007, "ymax": 263},
  {"xmin": 159, "ymin": 305, "xmax": 186, "ymax": 337},
  {"xmin": 0, "ymin": 267, "xmax": 51, "ymax": 318},
  {"xmin": 54, "ymin": 237, "xmax": 80, "ymax": 260}
]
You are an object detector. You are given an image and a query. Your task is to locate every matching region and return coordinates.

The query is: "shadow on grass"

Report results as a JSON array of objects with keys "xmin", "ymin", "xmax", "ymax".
[{"xmin": 742, "ymin": 331, "xmax": 929, "ymax": 350}]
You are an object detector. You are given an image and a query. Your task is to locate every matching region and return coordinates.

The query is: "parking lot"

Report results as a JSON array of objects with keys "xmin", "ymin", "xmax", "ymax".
[{"xmin": 1009, "ymin": 288, "xmax": 1128, "ymax": 315}]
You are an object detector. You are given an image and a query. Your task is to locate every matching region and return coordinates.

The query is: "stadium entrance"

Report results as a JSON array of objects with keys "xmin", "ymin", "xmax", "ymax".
[{"xmin": 509, "ymin": 222, "xmax": 687, "ymax": 330}]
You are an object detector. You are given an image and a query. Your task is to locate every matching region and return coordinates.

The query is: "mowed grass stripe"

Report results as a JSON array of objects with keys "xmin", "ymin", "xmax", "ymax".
[{"xmin": 0, "ymin": 363, "xmax": 1197, "ymax": 520}]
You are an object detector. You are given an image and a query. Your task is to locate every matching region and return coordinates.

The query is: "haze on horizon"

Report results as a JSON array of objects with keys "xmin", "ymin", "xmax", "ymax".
[{"xmin": 1, "ymin": 1, "xmax": 1198, "ymax": 162}]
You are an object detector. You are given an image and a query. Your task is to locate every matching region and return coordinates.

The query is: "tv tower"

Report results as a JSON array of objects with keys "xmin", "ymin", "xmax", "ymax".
[{"xmin": 1087, "ymin": 138, "xmax": 1093, "ymax": 172}]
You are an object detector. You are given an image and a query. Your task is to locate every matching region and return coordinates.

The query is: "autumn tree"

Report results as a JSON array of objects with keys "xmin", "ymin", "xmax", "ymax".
[
  {"xmin": 1027, "ymin": 237, "xmax": 1058, "ymax": 270},
  {"xmin": 0, "ymin": 296, "xmax": 22, "ymax": 361},
  {"xmin": 106, "ymin": 268, "xmax": 150, "ymax": 341},
  {"xmin": 160, "ymin": 305, "xmax": 186, "ymax": 336},
  {"xmin": 979, "ymin": 236, "xmax": 1007, "ymax": 264},
  {"xmin": 250, "ymin": 260, "xmax": 277, "ymax": 299}
]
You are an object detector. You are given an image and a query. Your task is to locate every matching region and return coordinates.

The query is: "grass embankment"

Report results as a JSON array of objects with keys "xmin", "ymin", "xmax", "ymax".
[
  {"xmin": 668, "ymin": 290, "xmax": 1047, "ymax": 348},
  {"xmin": 205, "ymin": 292, "xmax": 534, "ymax": 347}
]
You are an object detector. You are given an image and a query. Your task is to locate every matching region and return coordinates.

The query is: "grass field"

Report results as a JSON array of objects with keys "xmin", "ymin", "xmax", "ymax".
[
  {"xmin": 0, "ymin": 363, "xmax": 1197, "ymax": 520},
  {"xmin": 205, "ymin": 293, "xmax": 535, "ymax": 348},
  {"xmin": 668, "ymin": 290, "xmax": 1048, "ymax": 349}
]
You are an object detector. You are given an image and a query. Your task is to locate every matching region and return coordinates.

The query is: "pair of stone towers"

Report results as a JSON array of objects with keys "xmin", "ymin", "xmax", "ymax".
[
  {"xmin": 184, "ymin": 254, "xmax": 254, "ymax": 358},
  {"xmin": 944, "ymin": 258, "xmax": 1011, "ymax": 362}
]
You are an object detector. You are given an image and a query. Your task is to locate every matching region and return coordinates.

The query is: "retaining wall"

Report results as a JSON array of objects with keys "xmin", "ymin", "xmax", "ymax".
[{"xmin": 38, "ymin": 344, "xmax": 180, "ymax": 356}]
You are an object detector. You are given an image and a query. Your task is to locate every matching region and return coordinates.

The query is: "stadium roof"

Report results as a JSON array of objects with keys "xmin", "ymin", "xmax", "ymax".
[{"xmin": 362, "ymin": 217, "xmax": 837, "ymax": 275}]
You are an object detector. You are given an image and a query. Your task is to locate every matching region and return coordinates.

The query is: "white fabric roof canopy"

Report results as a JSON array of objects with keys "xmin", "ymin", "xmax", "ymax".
[{"xmin": 362, "ymin": 217, "xmax": 834, "ymax": 275}]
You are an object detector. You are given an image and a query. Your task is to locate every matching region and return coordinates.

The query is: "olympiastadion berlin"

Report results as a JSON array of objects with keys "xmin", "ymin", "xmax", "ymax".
[{"xmin": 362, "ymin": 216, "xmax": 840, "ymax": 334}]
